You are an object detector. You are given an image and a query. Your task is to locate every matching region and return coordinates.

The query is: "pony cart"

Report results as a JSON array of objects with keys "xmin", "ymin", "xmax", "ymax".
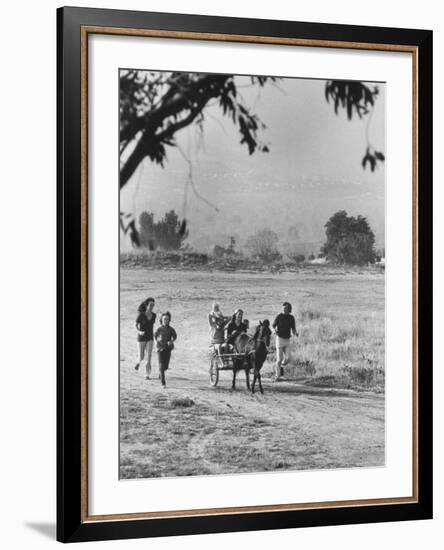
[
  {"xmin": 209, "ymin": 346, "xmax": 250, "ymax": 388},
  {"xmin": 208, "ymin": 322, "xmax": 271, "ymax": 394}
]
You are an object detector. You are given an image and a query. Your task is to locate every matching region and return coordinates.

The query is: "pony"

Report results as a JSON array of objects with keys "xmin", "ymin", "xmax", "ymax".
[
  {"xmin": 230, "ymin": 332, "xmax": 251, "ymax": 391},
  {"xmin": 232, "ymin": 320, "xmax": 271, "ymax": 394},
  {"xmin": 249, "ymin": 320, "xmax": 271, "ymax": 394}
]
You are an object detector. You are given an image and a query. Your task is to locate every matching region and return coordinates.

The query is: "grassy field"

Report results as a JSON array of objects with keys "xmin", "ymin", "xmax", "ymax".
[{"xmin": 119, "ymin": 267, "xmax": 385, "ymax": 479}]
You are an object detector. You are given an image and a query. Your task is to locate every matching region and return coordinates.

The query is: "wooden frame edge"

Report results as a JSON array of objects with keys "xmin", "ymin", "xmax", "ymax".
[
  {"xmin": 83, "ymin": 496, "xmax": 418, "ymax": 524},
  {"xmin": 82, "ymin": 25, "xmax": 418, "ymax": 53},
  {"xmin": 78, "ymin": 22, "xmax": 422, "ymax": 528},
  {"xmin": 412, "ymin": 47, "xmax": 419, "ymax": 502},
  {"xmin": 80, "ymin": 25, "xmax": 89, "ymax": 522}
]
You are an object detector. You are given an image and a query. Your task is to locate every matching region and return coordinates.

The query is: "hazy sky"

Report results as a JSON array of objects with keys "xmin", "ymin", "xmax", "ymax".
[{"xmin": 121, "ymin": 75, "xmax": 385, "ymax": 253}]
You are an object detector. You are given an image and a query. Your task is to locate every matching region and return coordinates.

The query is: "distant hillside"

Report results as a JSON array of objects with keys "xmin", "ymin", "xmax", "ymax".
[{"xmin": 121, "ymin": 165, "xmax": 385, "ymax": 255}]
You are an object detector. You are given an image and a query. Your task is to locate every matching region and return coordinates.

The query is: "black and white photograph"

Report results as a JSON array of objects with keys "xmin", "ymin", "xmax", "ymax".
[{"xmin": 119, "ymin": 69, "xmax": 386, "ymax": 480}]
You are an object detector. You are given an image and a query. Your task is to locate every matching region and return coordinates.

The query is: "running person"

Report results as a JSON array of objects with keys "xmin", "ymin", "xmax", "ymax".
[
  {"xmin": 154, "ymin": 312, "xmax": 177, "ymax": 388},
  {"xmin": 272, "ymin": 302, "xmax": 298, "ymax": 380},
  {"xmin": 134, "ymin": 297, "xmax": 156, "ymax": 379}
]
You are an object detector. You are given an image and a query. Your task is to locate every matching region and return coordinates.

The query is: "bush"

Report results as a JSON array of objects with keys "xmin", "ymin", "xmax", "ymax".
[
  {"xmin": 342, "ymin": 365, "xmax": 375, "ymax": 386},
  {"xmin": 245, "ymin": 229, "xmax": 281, "ymax": 262},
  {"xmin": 321, "ymin": 210, "xmax": 376, "ymax": 265},
  {"xmin": 300, "ymin": 309, "xmax": 322, "ymax": 321},
  {"xmin": 287, "ymin": 253, "xmax": 305, "ymax": 263},
  {"xmin": 169, "ymin": 397, "xmax": 195, "ymax": 408}
]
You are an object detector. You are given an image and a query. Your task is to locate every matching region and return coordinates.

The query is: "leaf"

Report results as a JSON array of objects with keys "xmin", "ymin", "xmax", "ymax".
[
  {"xmin": 347, "ymin": 97, "xmax": 353, "ymax": 120},
  {"xmin": 325, "ymin": 83, "xmax": 331, "ymax": 102},
  {"xmin": 375, "ymin": 151, "xmax": 385, "ymax": 161},
  {"xmin": 362, "ymin": 152, "xmax": 370, "ymax": 168}
]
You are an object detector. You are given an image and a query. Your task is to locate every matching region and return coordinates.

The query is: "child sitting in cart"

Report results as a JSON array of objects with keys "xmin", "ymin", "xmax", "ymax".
[{"xmin": 208, "ymin": 302, "xmax": 229, "ymax": 355}]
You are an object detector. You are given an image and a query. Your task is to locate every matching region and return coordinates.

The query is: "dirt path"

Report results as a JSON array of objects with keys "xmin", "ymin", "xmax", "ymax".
[{"xmin": 120, "ymin": 361, "xmax": 384, "ymax": 479}]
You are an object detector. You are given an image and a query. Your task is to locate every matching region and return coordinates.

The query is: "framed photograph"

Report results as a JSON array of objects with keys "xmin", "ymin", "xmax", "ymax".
[{"xmin": 57, "ymin": 6, "xmax": 433, "ymax": 543}]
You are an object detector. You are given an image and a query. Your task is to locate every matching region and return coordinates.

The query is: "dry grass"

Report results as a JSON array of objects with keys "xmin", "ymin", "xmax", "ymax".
[{"xmin": 270, "ymin": 310, "xmax": 385, "ymax": 391}]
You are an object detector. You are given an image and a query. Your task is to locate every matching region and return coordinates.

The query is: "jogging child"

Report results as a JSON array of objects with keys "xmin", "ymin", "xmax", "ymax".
[{"xmin": 154, "ymin": 312, "xmax": 177, "ymax": 388}]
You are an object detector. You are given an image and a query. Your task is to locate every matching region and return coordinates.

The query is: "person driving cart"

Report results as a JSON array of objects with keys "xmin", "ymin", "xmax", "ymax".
[{"xmin": 225, "ymin": 309, "xmax": 248, "ymax": 348}]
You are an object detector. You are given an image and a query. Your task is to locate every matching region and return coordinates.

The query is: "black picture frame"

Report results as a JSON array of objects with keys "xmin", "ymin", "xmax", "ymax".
[{"xmin": 57, "ymin": 5, "xmax": 433, "ymax": 543}]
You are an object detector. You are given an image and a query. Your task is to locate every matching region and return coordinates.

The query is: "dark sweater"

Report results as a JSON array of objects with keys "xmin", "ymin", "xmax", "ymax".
[
  {"xmin": 272, "ymin": 313, "xmax": 296, "ymax": 339},
  {"xmin": 154, "ymin": 325, "xmax": 177, "ymax": 352},
  {"xmin": 225, "ymin": 320, "xmax": 247, "ymax": 345},
  {"xmin": 136, "ymin": 312, "xmax": 156, "ymax": 342}
]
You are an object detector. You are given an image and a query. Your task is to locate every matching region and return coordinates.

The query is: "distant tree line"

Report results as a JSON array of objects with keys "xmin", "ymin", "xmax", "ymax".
[
  {"xmin": 241, "ymin": 210, "xmax": 378, "ymax": 266},
  {"xmin": 137, "ymin": 208, "xmax": 378, "ymax": 266}
]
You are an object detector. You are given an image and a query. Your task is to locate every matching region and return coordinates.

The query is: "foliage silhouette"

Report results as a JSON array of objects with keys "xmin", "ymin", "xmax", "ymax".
[
  {"xmin": 325, "ymin": 80, "xmax": 385, "ymax": 172},
  {"xmin": 138, "ymin": 210, "xmax": 189, "ymax": 251},
  {"xmin": 120, "ymin": 71, "xmax": 275, "ymax": 189}
]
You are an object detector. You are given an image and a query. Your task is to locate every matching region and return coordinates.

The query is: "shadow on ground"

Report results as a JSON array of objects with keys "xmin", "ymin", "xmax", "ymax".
[
  {"xmin": 24, "ymin": 522, "xmax": 56, "ymax": 540},
  {"xmin": 266, "ymin": 382, "xmax": 377, "ymax": 399},
  {"xmin": 200, "ymin": 381, "xmax": 376, "ymax": 399}
]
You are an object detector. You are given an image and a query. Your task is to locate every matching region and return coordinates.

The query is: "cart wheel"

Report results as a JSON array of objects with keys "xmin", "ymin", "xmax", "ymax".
[{"xmin": 210, "ymin": 356, "xmax": 220, "ymax": 386}]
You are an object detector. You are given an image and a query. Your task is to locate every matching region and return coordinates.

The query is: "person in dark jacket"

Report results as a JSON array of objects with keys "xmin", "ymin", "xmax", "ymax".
[
  {"xmin": 154, "ymin": 312, "xmax": 177, "ymax": 388},
  {"xmin": 134, "ymin": 297, "xmax": 156, "ymax": 379},
  {"xmin": 225, "ymin": 309, "xmax": 248, "ymax": 347},
  {"xmin": 272, "ymin": 302, "xmax": 298, "ymax": 381}
]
